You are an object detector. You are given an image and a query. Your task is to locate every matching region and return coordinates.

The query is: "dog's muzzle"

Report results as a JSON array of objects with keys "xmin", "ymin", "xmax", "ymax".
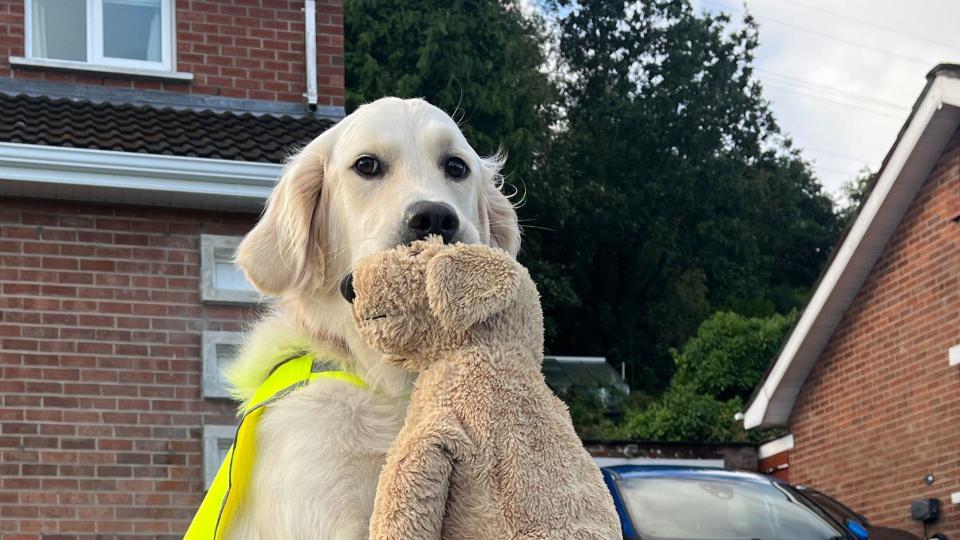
[{"xmin": 402, "ymin": 201, "xmax": 460, "ymax": 244}]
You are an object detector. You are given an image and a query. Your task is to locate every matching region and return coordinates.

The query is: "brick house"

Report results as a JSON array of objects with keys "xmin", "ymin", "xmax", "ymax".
[
  {"xmin": 743, "ymin": 64, "xmax": 960, "ymax": 538},
  {"xmin": 0, "ymin": 1, "xmax": 342, "ymax": 537}
]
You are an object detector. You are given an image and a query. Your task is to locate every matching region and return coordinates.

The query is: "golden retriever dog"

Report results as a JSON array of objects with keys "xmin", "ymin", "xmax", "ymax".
[{"xmin": 224, "ymin": 97, "xmax": 520, "ymax": 539}]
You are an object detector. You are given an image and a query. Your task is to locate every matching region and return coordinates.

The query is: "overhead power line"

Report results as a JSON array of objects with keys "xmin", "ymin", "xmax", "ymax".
[
  {"xmin": 701, "ymin": 0, "xmax": 939, "ymax": 68},
  {"xmin": 815, "ymin": 164, "xmax": 863, "ymax": 178},
  {"xmin": 756, "ymin": 68, "xmax": 910, "ymax": 112},
  {"xmin": 802, "ymin": 146, "xmax": 874, "ymax": 164},
  {"xmin": 761, "ymin": 81, "xmax": 907, "ymax": 120},
  {"xmin": 779, "ymin": 0, "xmax": 960, "ymax": 54}
]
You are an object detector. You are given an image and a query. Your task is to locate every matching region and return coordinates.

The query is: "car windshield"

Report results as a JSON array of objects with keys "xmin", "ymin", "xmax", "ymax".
[
  {"xmin": 802, "ymin": 490, "xmax": 860, "ymax": 524},
  {"xmin": 617, "ymin": 474, "xmax": 845, "ymax": 540}
]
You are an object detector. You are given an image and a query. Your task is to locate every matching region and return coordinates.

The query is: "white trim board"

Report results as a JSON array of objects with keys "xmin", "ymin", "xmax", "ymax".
[
  {"xmin": 546, "ymin": 356, "xmax": 608, "ymax": 364},
  {"xmin": 0, "ymin": 142, "xmax": 281, "ymax": 212},
  {"xmin": 743, "ymin": 69, "xmax": 960, "ymax": 429},
  {"xmin": 9, "ymin": 56, "xmax": 192, "ymax": 81},
  {"xmin": 949, "ymin": 345, "xmax": 960, "ymax": 367},
  {"xmin": 758, "ymin": 434, "xmax": 794, "ymax": 460},
  {"xmin": 304, "ymin": 0, "xmax": 318, "ymax": 107}
]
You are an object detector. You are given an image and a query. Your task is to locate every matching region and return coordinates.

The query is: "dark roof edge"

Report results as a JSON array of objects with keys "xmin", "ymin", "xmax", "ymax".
[
  {"xmin": 0, "ymin": 78, "xmax": 345, "ymax": 119},
  {"xmin": 927, "ymin": 63, "xmax": 960, "ymax": 80}
]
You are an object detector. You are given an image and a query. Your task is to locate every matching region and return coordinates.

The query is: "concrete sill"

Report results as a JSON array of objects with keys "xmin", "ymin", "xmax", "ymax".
[{"xmin": 9, "ymin": 56, "xmax": 193, "ymax": 82}]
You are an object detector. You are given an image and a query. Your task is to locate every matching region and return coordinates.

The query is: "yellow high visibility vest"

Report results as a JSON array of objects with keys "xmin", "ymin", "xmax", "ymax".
[{"xmin": 184, "ymin": 352, "xmax": 367, "ymax": 540}]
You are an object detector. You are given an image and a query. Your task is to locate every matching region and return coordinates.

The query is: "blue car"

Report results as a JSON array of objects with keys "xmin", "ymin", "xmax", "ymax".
[{"xmin": 601, "ymin": 465, "xmax": 917, "ymax": 540}]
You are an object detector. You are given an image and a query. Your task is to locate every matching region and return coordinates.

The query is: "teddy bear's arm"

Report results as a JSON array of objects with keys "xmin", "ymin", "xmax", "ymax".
[{"xmin": 369, "ymin": 415, "xmax": 468, "ymax": 540}]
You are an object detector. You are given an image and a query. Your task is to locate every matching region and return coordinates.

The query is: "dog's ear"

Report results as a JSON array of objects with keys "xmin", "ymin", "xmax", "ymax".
[
  {"xmin": 234, "ymin": 132, "xmax": 334, "ymax": 296},
  {"xmin": 478, "ymin": 153, "xmax": 520, "ymax": 257},
  {"xmin": 425, "ymin": 244, "xmax": 521, "ymax": 331}
]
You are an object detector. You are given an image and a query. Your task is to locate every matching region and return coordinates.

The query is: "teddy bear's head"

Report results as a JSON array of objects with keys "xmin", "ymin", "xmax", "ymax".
[{"xmin": 342, "ymin": 237, "xmax": 542, "ymax": 370}]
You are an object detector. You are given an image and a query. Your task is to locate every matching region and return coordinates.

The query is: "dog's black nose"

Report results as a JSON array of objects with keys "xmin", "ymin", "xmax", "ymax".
[
  {"xmin": 340, "ymin": 273, "xmax": 356, "ymax": 304},
  {"xmin": 404, "ymin": 201, "xmax": 459, "ymax": 244}
]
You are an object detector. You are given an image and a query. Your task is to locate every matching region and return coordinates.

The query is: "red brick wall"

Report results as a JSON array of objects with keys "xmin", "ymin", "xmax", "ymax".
[
  {"xmin": 789, "ymin": 129, "xmax": 960, "ymax": 537},
  {"xmin": 758, "ymin": 451, "xmax": 789, "ymax": 482},
  {"xmin": 0, "ymin": 0, "xmax": 344, "ymax": 107},
  {"xmin": 0, "ymin": 197, "xmax": 260, "ymax": 539}
]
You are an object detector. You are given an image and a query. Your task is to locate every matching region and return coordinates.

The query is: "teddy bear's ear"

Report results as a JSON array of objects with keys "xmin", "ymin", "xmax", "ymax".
[{"xmin": 425, "ymin": 244, "xmax": 521, "ymax": 331}]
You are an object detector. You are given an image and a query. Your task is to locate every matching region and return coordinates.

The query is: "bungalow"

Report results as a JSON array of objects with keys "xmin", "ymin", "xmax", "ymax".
[{"xmin": 743, "ymin": 64, "xmax": 960, "ymax": 538}]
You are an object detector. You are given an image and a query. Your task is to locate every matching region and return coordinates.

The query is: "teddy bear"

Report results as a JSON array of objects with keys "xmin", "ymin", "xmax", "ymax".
[{"xmin": 343, "ymin": 237, "xmax": 621, "ymax": 540}]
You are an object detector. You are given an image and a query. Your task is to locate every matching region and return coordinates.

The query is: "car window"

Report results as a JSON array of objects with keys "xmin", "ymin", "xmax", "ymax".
[
  {"xmin": 617, "ymin": 475, "xmax": 845, "ymax": 540},
  {"xmin": 802, "ymin": 490, "xmax": 860, "ymax": 523}
]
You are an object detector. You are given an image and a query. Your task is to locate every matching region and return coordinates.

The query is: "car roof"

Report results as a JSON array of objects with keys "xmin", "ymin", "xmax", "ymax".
[{"xmin": 601, "ymin": 464, "xmax": 788, "ymax": 485}]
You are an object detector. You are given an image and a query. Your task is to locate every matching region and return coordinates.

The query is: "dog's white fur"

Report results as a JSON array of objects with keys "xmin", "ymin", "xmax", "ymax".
[{"xmin": 224, "ymin": 97, "xmax": 520, "ymax": 539}]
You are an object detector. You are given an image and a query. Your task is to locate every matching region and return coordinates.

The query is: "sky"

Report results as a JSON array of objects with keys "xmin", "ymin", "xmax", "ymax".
[{"xmin": 690, "ymin": 0, "xmax": 960, "ymax": 199}]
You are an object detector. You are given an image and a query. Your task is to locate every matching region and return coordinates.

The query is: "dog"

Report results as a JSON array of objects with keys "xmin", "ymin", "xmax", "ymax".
[{"xmin": 222, "ymin": 97, "xmax": 521, "ymax": 539}]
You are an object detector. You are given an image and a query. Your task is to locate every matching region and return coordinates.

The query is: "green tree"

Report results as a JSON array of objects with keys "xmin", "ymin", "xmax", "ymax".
[
  {"xmin": 524, "ymin": 0, "xmax": 840, "ymax": 392},
  {"xmin": 671, "ymin": 311, "xmax": 795, "ymax": 402},
  {"xmin": 617, "ymin": 311, "xmax": 795, "ymax": 442},
  {"xmin": 344, "ymin": 0, "xmax": 555, "ymax": 175},
  {"xmin": 838, "ymin": 166, "xmax": 874, "ymax": 226}
]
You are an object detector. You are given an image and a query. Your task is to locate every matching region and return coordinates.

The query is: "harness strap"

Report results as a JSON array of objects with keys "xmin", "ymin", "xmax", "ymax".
[{"xmin": 184, "ymin": 352, "xmax": 367, "ymax": 540}]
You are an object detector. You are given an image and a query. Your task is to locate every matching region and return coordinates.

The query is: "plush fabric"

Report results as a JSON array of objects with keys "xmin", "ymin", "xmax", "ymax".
[{"xmin": 351, "ymin": 238, "xmax": 621, "ymax": 540}]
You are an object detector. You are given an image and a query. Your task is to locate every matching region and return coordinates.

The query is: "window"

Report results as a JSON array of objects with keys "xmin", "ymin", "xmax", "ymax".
[
  {"xmin": 199, "ymin": 235, "xmax": 261, "ymax": 305},
  {"xmin": 26, "ymin": 0, "xmax": 173, "ymax": 72},
  {"xmin": 616, "ymin": 476, "xmax": 844, "ymax": 540},
  {"xmin": 202, "ymin": 424, "xmax": 235, "ymax": 491},
  {"xmin": 950, "ymin": 345, "xmax": 960, "ymax": 367},
  {"xmin": 202, "ymin": 331, "xmax": 241, "ymax": 400}
]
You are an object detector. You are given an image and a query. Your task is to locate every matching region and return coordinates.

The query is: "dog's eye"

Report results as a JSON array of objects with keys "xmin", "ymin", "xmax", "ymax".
[
  {"xmin": 444, "ymin": 157, "xmax": 469, "ymax": 179},
  {"xmin": 353, "ymin": 156, "xmax": 382, "ymax": 177}
]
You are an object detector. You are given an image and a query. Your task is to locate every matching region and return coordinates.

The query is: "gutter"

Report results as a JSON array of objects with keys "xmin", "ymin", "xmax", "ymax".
[
  {"xmin": 304, "ymin": 0, "xmax": 319, "ymax": 110},
  {"xmin": 0, "ymin": 142, "xmax": 282, "ymax": 212}
]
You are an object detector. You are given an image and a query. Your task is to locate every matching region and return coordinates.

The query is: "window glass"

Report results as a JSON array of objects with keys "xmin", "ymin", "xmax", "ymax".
[
  {"xmin": 215, "ymin": 343, "xmax": 239, "ymax": 387},
  {"xmin": 803, "ymin": 490, "xmax": 861, "ymax": 524},
  {"xmin": 217, "ymin": 438, "xmax": 231, "ymax": 465},
  {"xmin": 31, "ymin": 0, "xmax": 87, "ymax": 62},
  {"xmin": 618, "ymin": 475, "xmax": 844, "ymax": 540},
  {"xmin": 200, "ymin": 236, "xmax": 261, "ymax": 305},
  {"xmin": 102, "ymin": 0, "xmax": 161, "ymax": 62},
  {"xmin": 214, "ymin": 260, "xmax": 256, "ymax": 292}
]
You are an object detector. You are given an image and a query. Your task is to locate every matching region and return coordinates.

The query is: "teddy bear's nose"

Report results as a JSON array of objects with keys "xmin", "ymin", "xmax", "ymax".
[
  {"xmin": 340, "ymin": 273, "xmax": 356, "ymax": 304},
  {"xmin": 404, "ymin": 201, "xmax": 459, "ymax": 244}
]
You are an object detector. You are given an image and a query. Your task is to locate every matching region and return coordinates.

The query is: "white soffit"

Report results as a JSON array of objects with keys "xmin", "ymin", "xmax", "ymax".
[
  {"xmin": 744, "ymin": 73, "xmax": 960, "ymax": 429},
  {"xmin": 758, "ymin": 434, "xmax": 794, "ymax": 460},
  {"xmin": 0, "ymin": 142, "xmax": 282, "ymax": 212}
]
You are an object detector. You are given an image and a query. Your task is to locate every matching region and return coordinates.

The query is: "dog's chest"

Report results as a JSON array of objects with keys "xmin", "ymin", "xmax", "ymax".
[{"xmin": 228, "ymin": 380, "xmax": 408, "ymax": 540}]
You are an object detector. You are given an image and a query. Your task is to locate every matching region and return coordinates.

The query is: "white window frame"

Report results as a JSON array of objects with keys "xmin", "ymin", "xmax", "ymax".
[
  {"xmin": 199, "ymin": 234, "xmax": 262, "ymax": 306},
  {"xmin": 201, "ymin": 331, "xmax": 242, "ymax": 400},
  {"xmin": 202, "ymin": 424, "xmax": 236, "ymax": 491},
  {"xmin": 23, "ymin": 0, "xmax": 175, "ymax": 73}
]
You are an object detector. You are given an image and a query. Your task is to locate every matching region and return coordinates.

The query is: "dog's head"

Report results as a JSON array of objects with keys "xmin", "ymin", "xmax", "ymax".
[
  {"xmin": 344, "ymin": 238, "xmax": 541, "ymax": 370},
  {"xmin": 233, "ymin": 98, "xmax": 520, "ymax": 301}
]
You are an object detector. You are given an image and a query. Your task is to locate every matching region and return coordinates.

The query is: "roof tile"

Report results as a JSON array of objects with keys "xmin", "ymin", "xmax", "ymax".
[{"xmin": 0, "ymin": 92, "xmax": 335, "ymax": 163}]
